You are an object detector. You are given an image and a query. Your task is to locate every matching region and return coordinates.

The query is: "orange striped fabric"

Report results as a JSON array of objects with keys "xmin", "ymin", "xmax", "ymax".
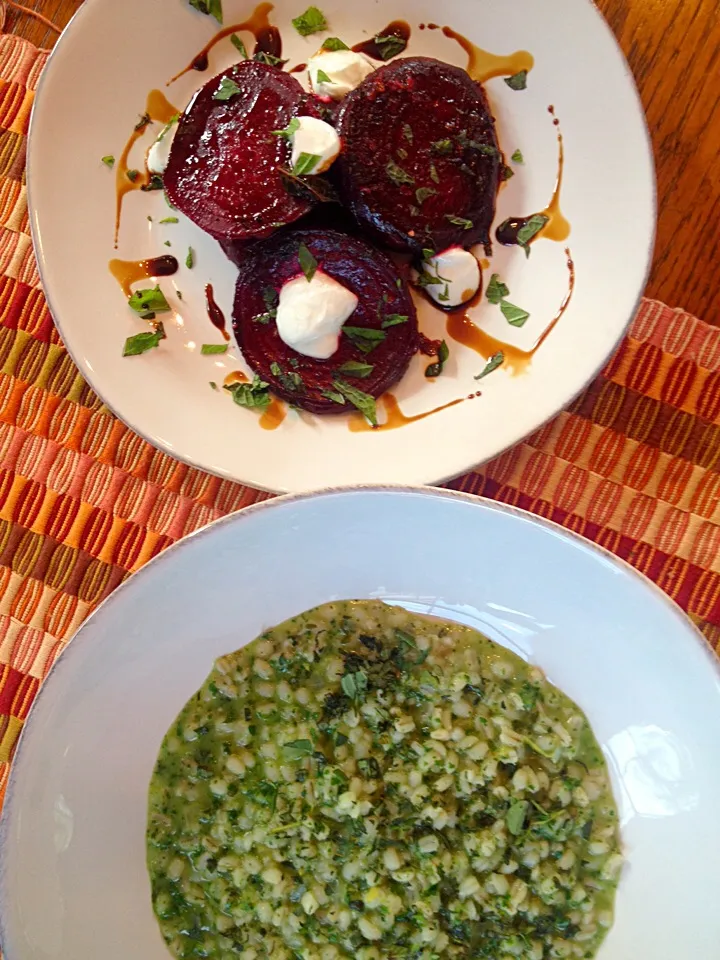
[{"xmin": 0, "ymin": 33, "xmax": 719, "ymax": 809}]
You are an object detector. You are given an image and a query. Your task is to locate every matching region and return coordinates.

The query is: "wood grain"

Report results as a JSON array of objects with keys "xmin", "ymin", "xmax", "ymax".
[{"xmin": 5, "ymin": 0, "xmax": 720, "ymax": 320}]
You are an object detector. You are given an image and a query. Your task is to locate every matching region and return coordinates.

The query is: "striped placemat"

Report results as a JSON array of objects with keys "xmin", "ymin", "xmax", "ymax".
[{"xmin": 0, "ymin": 32, "xmax": 718, "ymax": 808}]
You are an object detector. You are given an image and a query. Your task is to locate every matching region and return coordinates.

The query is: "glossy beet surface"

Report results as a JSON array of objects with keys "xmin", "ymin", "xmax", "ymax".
[
  {"xmin": 233, "ymin": 229, "xmax": 419, "ymax": 413},
  {"xmin": 334, "ymin": 57, "xmax": 501, "ymax": 254},
  {"xmin": 164, "ymin": 61, "xmax": 316, "ymax": 240}
]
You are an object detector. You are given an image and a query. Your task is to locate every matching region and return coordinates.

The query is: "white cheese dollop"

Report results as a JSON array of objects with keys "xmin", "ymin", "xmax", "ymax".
[
  {"xmin": 290, "ymin": 116, "xmax": 341, "ymax": 174},
  {"xmin": 308, "ymin": 50, "xmax": 376, "ymax": 100},
  {"xmin": 414, "ymin": 247, "xmax": 481, "ymax": 308},
  {"xmin": 147, "ymin": 118, "xmax": 179, "ymax": 175},
  {"xmin": 276, "ymin": 270, "xmax": 358, "ymax": 359}
]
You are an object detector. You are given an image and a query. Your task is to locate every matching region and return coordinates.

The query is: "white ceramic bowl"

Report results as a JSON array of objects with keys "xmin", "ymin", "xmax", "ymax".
[
  {"xmin": 1, "ymin": 487, "xmax": 719, "ymax": 959},
  {"xmin": 27, "ymin": 0, "xmax": 655, "ymax": 491}
]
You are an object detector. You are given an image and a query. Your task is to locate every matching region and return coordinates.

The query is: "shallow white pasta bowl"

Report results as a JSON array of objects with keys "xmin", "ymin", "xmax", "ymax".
[
  {"xmin": 27, "ymin": 0, "xmax": 655, "ymax": 491},
  {"xmin": 0, "ymin": 487, "xmax": 718, "ymax": 959}
]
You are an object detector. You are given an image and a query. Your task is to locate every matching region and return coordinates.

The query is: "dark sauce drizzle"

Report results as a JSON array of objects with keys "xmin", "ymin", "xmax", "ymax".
[{"xmin": 205, "ymin": 284, "xmax": 230, "ymax": 341}]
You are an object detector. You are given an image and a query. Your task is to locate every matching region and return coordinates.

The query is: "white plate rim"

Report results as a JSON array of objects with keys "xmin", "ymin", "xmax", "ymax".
[{"xmin": 26, "ymin": 0, "xmax": 657, "ymax": 494}]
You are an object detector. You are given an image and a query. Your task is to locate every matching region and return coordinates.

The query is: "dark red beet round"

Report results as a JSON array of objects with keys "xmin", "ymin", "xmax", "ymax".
[
  {"xmin": 334, "ymin": 57, "xmax": 501, "ymax": 254},
  {"xmin": 233, "ymin": 229, "xmax": 418, "ymax": 413},
  {"xmin": 165, "ymin": 61, "xmax": 317, "ymax": 240}
]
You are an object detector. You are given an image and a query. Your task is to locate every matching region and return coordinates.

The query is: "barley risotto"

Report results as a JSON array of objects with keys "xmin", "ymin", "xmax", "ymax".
[{"xmin": 147, "ymin": 601, "xmax": 621, "ymax": 960}]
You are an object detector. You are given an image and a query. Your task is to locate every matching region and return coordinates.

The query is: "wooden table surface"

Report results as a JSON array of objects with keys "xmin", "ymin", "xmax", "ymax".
[{"xmin": 5, "ymin": 0, "xmax": 720, "ymax": 322}]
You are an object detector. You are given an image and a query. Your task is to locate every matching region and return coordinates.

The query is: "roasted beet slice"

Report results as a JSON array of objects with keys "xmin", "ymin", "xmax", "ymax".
[
  {"xmin": 233, "ymin": 229, "xmax": 418, "ymax": 414},
  {"xmin": 164, "ymin": 61, "xmax": 316, "ymax": 240},
  {"xmin": 334, "ymin": 57, "xmax": 501, "ymax": 254}
]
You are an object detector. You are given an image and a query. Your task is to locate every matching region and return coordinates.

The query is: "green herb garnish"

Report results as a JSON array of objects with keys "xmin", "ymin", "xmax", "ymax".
[
  {"xmin": 270, "ymin": 362, "xmax": 304, "ymax": 393},
  {"xmin": 101, "ymin": 155, "xmax": 115, "ymax": 169},
  {"xmin": 382, "ymin": 314, "xmax": 408, "ymax": 328},
  {"xmin": 402, "ymin": 123, "xmax": 414, "ymax": 143},
  {"xmin": 281, "ymin": 739, "xmax": 314, "ymax": 760},
  {"xmin": 293, "ymin": 152, "xmax": 321, "ymax": 176},
  {"xmin": 485, "ymin": 273, "xmax": 509, "ymax": 304},
  {"xmin": 445, "ymin": 214, "xmax": 473, "ymax": 230},
  {"xmin": 201, "ymin": 344, "xmax": 229, "ymax": 355},
  {"xmin": 431, "ymin": 139, "xmax": 453, "ymax": 154},
  {"xmin": 322, "ymin": 388, "xmax": 346, "ymax": 405},
  {"xmin": 516, "ymin": 213, "xmax": 549, "ymax": 251},
  {"xmin": 374, "ymin": 33, "xmax": 406, "ymax": 59},
  {"xmin": 126, "ymin": 169, "xmax": 139, "ymax": 183},
  {"xmin": 159, "ymin": 216, "xmax": 179, "ymax": 224},
  {"xmin": 500, "ymin": 300, "xmax": 530, "ymax": 327},
  {"xmin": 256, "ymin": 286, "xmax": 279, "ymax": 324},
  {"xmin": 231, "ymin": 33, "xmax": 248, "ymax": 58},
  {"xmin": 189, "ymin": 0, "xmax": 223, "ymax": 24},
  {"xmin": 213, "ymin": 76, "xmax": 241, "ymax": 101},
  {"xmin": 386, "ymin": 160, "xmax": 414, "ymax": 187},
  {"xmin": 123, "ymin": 324, "xmax": 166, "ymax": 357},
  {"xmin": 504, "ymin": 70, "xmax": 528, "ymax": 91},
  {"xmin": 337, "ymin": 360, "xmax": 374, "ymax": 378},
  {"xmin": 501, "ymin": 164, "xmax": 514, "ymax": 181},
  {"xmin": 506, "ymin": 800, "xmax": 528, "ymax": 836},
  {"xmin": 396, "ymin": 147, "xmax": 408, "ymax": 160},
  {"xmin": 322, "ymin": 37, "xmax": 349, "ymax": 51},
  {"xmin": 341, "ymin": 670, "xmax": 368, "ymax": 702},
  {"xmin": 511, "ymin": 148, "xmax": 524, "ymax": 163},
  {"xmin": 298, "ymin": 243, "xmax": 318, "ymax": 282},
  {"xmin": 415, "ymin": 186, "xmax": 437, "ymax": 205},
  {"xmin": 292, "ymin": 6, "xmax": 327, "ymax": 36},
  {"xmin": 475, "ymin": 352, "xmax": 505, "ymax": 381},
  {"xmin": 315, "ymin": 68, "xmax": 332, "ymax": 84},
  {"xmin": 272, "ymin": 117, "xmax": 300, "ymax": 139},
  {"xmin": 128, "ymin": 286, "xmax": 171, "ymax": 320},
  {"xmin": 224, "ymin": 375, "xmax": 271, "ymax": 412},
  {"xmin": 429, "ymin": 163, "xmax": 440, "ymax": 184},
  {"xmin": 342, "ymin": 326, "xmax": 386, "ymax": 354},
  {"xmin": 425, "ymin": 339, "xmax": 449, "ymax": 378},
  {"xmin": 186, "ymin": 247, "xmax": 194, "ymax": 269},
  {"xmin": 254, "ymin": 51, "xmax": 287, "ymax": 67},
  {"xmin": 332, "ymin": 379, "xmax": 378, "ymax": 425}
]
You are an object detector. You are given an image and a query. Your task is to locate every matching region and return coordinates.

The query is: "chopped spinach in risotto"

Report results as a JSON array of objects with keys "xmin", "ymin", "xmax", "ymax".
[{"xmin": 147, "ymin": 601, "xmax": 621, "ymax": 960}]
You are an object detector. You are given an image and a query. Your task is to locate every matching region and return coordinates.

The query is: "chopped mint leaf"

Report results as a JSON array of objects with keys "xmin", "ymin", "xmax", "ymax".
[
  {"xmin": 374, "ymin": 33, "xmax": 406, "ymax": 59},
  {"xmin": 231, "ymin": 33, "xmax": 248, "ymax": 58},
  {"xmin": 500, "ymin": 300, "xmax": 530, "ymax": 327},
  {"xmin": 322, "ymin": 388, "xmax": 346, "ymax": 405},
  {"xmin": 101, "ymin": 155, "xmax": 115, "ymax": 169},
  {"xmin": 430, "ymin": 163, "xmax": 440, "ymax": 184},
  {"xmin": 123, "ymin": 323, "xmax": 166, "ymax": 357},
  {"xmin": 316, "ymin": 68, "xmax": 332, "ymax": 84},
  {"xmin": 186, "ymin": 247, "xmax": 194, "ymax": 269},
  {"xmin": 382, "ymin": 314, "xmax": 408, "ymax": 328},
  {"xmin": 126, "ymin": 169, "xmax": 139, "ymax": 183},
  {"xmin": 396, "ymin": 147, "xmax": 409, "ymax": 160},
  {"xmin": 163, "ymin": 240, "xmax": 172, "ymax": 247},
  {"xmin": 292, "ymin": 6, "xmax": 327, "ymax": 36},
  {"xmin": 337, "ymin": 360, "xmax": 374, "ymax": 378},
  {"xmin": 333, "ymin": 379, "xmax": 378, "ymax": 425},
  {"xmin": 213, "ymin": 76, "xmax": 241, "ymax": 101},
  {"xmin": 445, "ymin": 214, "xmax": 473, "ymax": 230},
  {"xmin": 224, "ymin": 375, "xmax": 271, "ymax": 411},
  {"xmin": 128, "ymin": 286, "xmax": 171, "ymax": 320},
  {"xmin": 475, "ymin": 352, "xmax": 505, "ymax": 381},
  {"xmin": 270, "ymin": 361, "xmax": 304, "ymax": 393},
  {"xmin": 437, "ymin": 284, "xmax": 450, "ymax": 303},
  {"xmin": 159, "ymin": 216, "xmax": 179, "ymax": 224},
  {"xmin": 281, "ymin": 738, "xmax": 314, "ymax": 760},
  {"xmin": 501, "ymin": 164, "xmax": 514, "ymax": 181},
  {"xmin": 210, "ymin": 381, "xmax": 218, "ymax": 390},
  {"xmin": 504, "ymin": 70, "xmax": 528, "ymax": 91},
  {"xmin": 425, "ymin": 339, "xmax": 449, "ymax": 378},
  {"xmin": 486, "ymin": 273, "xmax": 510, "ymax": 304},
  {"xmin": 342, "ymin": 326, "xmax": 386, "ymax": 354},
  {"xmin": 201, "ymin": 344, "xmax": 229, "ymax": 354},
  {"xmin": 386, "ymin": 160, "xmax": 414, "ymax": 187},
  {"xmin": 511, "ymin": 148, "xmax": 524, "ymax": 164},
  {"xmin": 432, "ymin": 139, "xmax": 453, "ymax": 154},
  {"xmin": 189, "ymin": 0, "xmax": 223, "ymax": 24},
  {"xmin": 402, "ymin": 123, "xmax": 414, "ymax": 143},
  {"xmin": 254, "ymin": 51, "xmax": 287, "ymax": 67},
  {"xmin": 272, "ymin": 117, "xmax": 300, "ymax": 139},
  {"xmin": 134, "ymin": 112, "xmax": 151, "ymax": 132},
  {"xmin": 341, "ymin": 670, "xmax": 368, "ymax": 702},
  {"xmin": 322, "ymin": 37, "xmax": 348, "ymax": 51},
  {"xmin": 516, "ymin": 213, "xmax": 549, "ymax": 248},
  {"xmin": 293, "ymin": 152, "xmax": 321, "ymax": 176},
  {"xmin": 416, "ymin": 186, "xmax": 437, "ymax": 205},
  {"xmin": 256, "ymin": 286, "xmax": 279, "ymax": 324},
  {"xmin": 298, "ymin": 243, "xmax": 318, "ymax": 282}
]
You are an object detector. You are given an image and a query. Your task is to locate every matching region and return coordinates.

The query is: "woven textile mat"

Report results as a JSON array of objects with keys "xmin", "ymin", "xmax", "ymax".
[{"xmin": 0, "ymin": 33, "xmax": 719, "ymax": 809}]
